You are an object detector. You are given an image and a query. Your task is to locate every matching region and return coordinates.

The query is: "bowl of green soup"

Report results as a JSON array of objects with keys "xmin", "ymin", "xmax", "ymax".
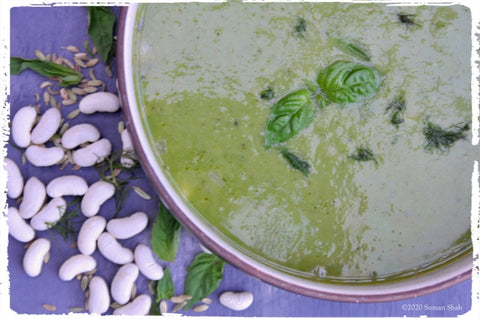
[{"xmin": 117, "ymin": 1, "xmax": 476, "ymax": 301}]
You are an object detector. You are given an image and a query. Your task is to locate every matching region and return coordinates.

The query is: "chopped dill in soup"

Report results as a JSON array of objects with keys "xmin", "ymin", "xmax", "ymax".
[{"xmin": 133, "ymin": 1, "xmax": 475, "ymax": 282}]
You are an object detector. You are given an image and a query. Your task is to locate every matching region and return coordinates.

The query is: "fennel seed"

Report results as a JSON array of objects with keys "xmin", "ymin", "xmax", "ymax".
[
  {"xmin": 40, "ymin": 81, "xmax": 52, "ymax": 89},
  {"xmin": 172, "ymin": 301, "xmax": 187, "ymax": 312},
  {"xmin": 133, "ymin": 185, "xmax": 151, "ymax": 200},
  {"xmin": 160, "ymin": 300, "xmax": 168, "ymax": 314},
  {"xmin": 63, "ymin": 45, "xmax": 80, "ymax": 53},
  {"xmin": 42, "ymin": 303, "xmax": 56, "ymax": 311},
  {"xmin": 66, "ymin": 109, "xmax": 80, "ymax": 119},
  {"xmin": 193, "ymin": 304, "xmax": 209, "ymax": 312}
]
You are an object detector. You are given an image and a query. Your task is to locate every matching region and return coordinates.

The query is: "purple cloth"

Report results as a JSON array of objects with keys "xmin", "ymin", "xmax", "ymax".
[{"xmin": 7, "ymin": 6, "xmax": 472, "ymax": 316}]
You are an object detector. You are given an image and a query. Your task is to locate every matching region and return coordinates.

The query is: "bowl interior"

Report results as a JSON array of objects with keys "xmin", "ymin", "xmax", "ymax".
[{"xmin": 117, "ymin": 3, "xmax": 473, "ymax": 301}]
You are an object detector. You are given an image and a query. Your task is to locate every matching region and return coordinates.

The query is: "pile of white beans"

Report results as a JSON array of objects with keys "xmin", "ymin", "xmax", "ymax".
[
  {"xmin": 6, "ymin": 90, "xmax": 254, "ymax": 315},
  {"xmin": 6, "ymin": 92, "xmax": 158, "ymax": 315}
]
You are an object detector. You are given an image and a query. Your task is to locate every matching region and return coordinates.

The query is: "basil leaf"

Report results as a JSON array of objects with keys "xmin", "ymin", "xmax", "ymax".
[
  {"xmin": 264, "ymin": 89, "xmax": 314, "ymax": 148},
  {"xmin": 184, "ymin": 253, "xmax": 225, "ymax": 310},
  {"xmin": 150, "ymin": 297, "xmax": 161, "ymax": 316},
  {"xmin": 317, "ymin": 61, "xmax": 380, "ymax": 105},
  {"xmin": 151, "ymin": 202, "xmax": 181, "ymax": 261},
  {"xmin": 87, "ymin": 6, "xmax": 116, "ymax": 65},
  {"xmin": 280, "ymin": 149, "xmax": 310, "ymax": 176},
  {"xmin": 155, "ymin": 267, "xmax": 174, "ymax": 302},
  {"xmin": 10, "ymin": 57, "xmax": 82, "ymax": 86}
]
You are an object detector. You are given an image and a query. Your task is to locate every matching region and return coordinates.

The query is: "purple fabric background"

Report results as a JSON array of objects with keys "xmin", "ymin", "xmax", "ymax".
[{"xmin": 7, "ymin": 5, "xmax": 473, "ymax": 316}]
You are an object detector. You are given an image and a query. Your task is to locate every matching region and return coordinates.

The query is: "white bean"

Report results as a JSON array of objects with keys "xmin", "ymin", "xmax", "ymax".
[
  {"xmin": 134, "ymin": 244, "xmax": 163, "ymax": 280},
  {"xmin": 30, "ymin": 107, "xmax": 61, "ymax": 145},
  {"xmin": 58, "ymin": 254, "xmax": 97, "ymax": 281},
  {"xmin": 77, "ymin": 216, "xmax": 106, "ymax": 255},
  {"xmin": 61, "ymin": 123, "xmax": 100, "ymax": 149},
  {"xmin": 81, "ymin": 181, "xmax": 115, "ymax": 217},
  {"xmin": 7, "ymin": 207, "xmax": 35, "ymax": 243},
  {"xmin": 113, "ymin": 294, "xmax": 151, "ymax": 316},
  {"xmin": 19, "ymin": 176, "xmax": 46, "ymax": 219},
  {"xmin": 4, "ymin": 157, "xmax": 23, "ymax": 199},
  {"xmin": 72, "ymin": 138, "xmax": 111, "ymax": 167},
  {"xmin": 30, "ymin": 197, "xmax": 66, "ymax": 231},
  {"xmin": 87, "ymin": 276, "xmax": 110, "ymax": 314},
  {"xmin": 25, "ymin": 145, "xmax": 64, "ymax": 167},
  {"xmin": 111, "ymin": 263, "xmax": 139, "ymax": 305},
  {"xmin": 120, "ymin": 129, "xmax": 136, "ymax": 167},
  {"xmin": 219, "ymin": 291, "xmax": 254, "ymax": 311},
  {"xmin": 97, "ymin": 232, "xmax": 133, "ymax": 265},
  {"xmin": 23, "ymin": 237, "xmax": 50, "ymax": 277},
  {"xmin": 11, "ymin": 105, "xmax": 37, "ymax": 147},
  {"xmin": 46, "ymin": 175, "xmax": 88, "ymax": 198},
  {"xmin": 79, "ymin": 92, "xmax": 120, "ymax": 114},
  {"xmin": 106, "ymin": 212, "xmax": 148, "ymax": 239}
]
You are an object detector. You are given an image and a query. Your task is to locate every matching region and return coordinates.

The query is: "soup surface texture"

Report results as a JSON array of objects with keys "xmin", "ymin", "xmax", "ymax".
[{"xmin": 133, "ymin": 1, "xmax": 475, "ymax": 282}]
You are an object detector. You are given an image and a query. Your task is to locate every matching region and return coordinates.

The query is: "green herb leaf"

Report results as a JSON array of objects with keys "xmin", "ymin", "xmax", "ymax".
[
  {"xmin": 10, "ymin": 57, "xmax": 82, "ymax": 86},
  {"xmin": 155, "ymin": 267, "xmax": 174, "ymax": 302},
  {"xmin": 423, "ymin": 121, "xmax": 469, "ymax": 152},
  {"xmin": 317, "ymin": 60, "xmax": 380, "ymax": 105},
  {"xmin": 332, "ymin": 37, "xmax": 371, "ymax": 61},
  {"xmin": 349, "ymin": 146, "xmax": 377, "ymax": 163},
  {"xmin": 386, "ymin": 94, "xmax": 406, "ymax": 126},
  {"xmin": 151, "ymin": 201, "xmax": 181, "ymax": 261},
  {"xmin": 184, "ymin": 253, "xmax": 225, "ymax": 310},
  {"xmin": 280, "ymin": 148, "xmax": 310, "ymax": 176},
  {"xmin": 87, "ymin": 6, "xmax": 116, "ymax": 65},
  {"xmin": 150, "ymin": 297, "xmax": 161, "ymax": 316},
  {"xmin": 264, "ymin": 89, "xmax": 314, "ymax": 148},
  {"xmin": 260, "ymin": 86, "xmax": 275, "ymax": 100},
  {"xmin": 397, "ymin": 13, "xmax": 422, "ymax": 28},
  {"xmin": 293, "ymin": 17, "xmax": 307, "ymax": 38}
]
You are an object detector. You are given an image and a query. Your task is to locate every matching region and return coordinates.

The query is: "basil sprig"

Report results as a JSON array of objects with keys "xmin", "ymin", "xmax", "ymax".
[
  {"xmin": 155, "ymin": 267, "xmax": 174, "ymax": 302},
  {"xmin": 184, "ymin": 253, "xmax": 225, "ymax": 310},
  {"xmin": 151, "ymin": 202, "xmax": 181, "ymax": 261},
  {"xmin": 87, "ymin": 6, "xmax": 116, "ymax": 65},
  {"xmin": 317, "ymin": 60, "xmax": 380, "ymax": 104},
  {"xmin": 10, "ymin": 57, "xmax": 82, "ymax": 86},
  {"xmin": 264, "ymin": 89, "xmax": 314, "ymax": 148}
]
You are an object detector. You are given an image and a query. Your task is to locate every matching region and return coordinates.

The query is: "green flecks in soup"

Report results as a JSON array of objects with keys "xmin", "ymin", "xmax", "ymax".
[{"xmin": 133, "ymin": 2, "xmax": 475, "ymax": 282}]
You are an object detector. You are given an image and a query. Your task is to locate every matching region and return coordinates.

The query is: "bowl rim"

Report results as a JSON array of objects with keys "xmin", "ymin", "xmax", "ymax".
[{"xmin": 116, "ymin": 4, "xmax": 472, "ymax": 302}]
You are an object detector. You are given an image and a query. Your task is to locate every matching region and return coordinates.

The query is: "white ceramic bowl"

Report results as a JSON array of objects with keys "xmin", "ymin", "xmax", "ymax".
[{"xmin": 116, "ymin": 4, "xmax": 472, "ymax": 302}]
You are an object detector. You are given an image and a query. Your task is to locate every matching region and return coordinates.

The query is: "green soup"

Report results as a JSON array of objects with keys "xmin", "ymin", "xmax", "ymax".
[{"xmin": 133, "ymin": 1, "xmax": 475, "ymax": 283}]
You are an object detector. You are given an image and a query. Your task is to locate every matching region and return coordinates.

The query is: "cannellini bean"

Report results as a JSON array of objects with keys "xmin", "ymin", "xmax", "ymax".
[
  {"xmin": 58, "ymin": 254, "xmax": 97, "ymax": 281},
  {"xmin": 72, "ymin": 138, "xmax": 111, "ymax": 167},
  {"xmin": 46, "ymin": 175, "xmax": 88, "ymax": 197},
  {"xmin": 8, "ymin": 207, "xmax": 35, "ymax": 243},
  {"xmin": 134, "ymin": 244, "xmax": 163, "ymax": 280},
  {"xmin": 219, "ymin": 291, "xmax": 254, "ymax": 311},
  {"xmin": 97, "ymin": 232, "xmax": 133, "ymax": 265},
  {"xmin": 30, "ymin": 197, "xmax": 66, "ymax": 231},
  {"xmin": 23, "ymin": 238, "xmax": 50, "ymax": 277},
  {"xmin": 87, "ymin": 276, "xmax": 110, "ymax": 314},
  {"xmin": 106, "ymin": 212, "xmax": 148, "ymax": 239},
  {"xmin": 25, "ymin": 145, "xmax": 64, "ymax": 167},
  {"xmin": 120, "ymin": 129, "xmax": 136, "ymax": 167},
  {"xmin": 30, "ymin": 107, "xmax": 61, "ymax": 145},
  {"xmin": 113, "ymin": 294, "xmax": 151, "ymax": 316},
  {"xmin": 19, "ymin": 177, "xmax": 46, "ymax": 219},
  {"xmin": 11, "ymin": 105, "xmax": 37, "ymax": 147},
  {"xmin": 61, "ymin": 123, "xmax": 100, "ymax": 149},
  {"xmin": 111, "ymin": 263, "xmax": 139, "ymax": 305},
  {"xmin": 79, "ymin": 92, "xmax": 120, "ymax": 114},
  {"xmin": 5, "ymin": 157, "xmax": 23, "ymax": 199},
  {"xmin": 77, "ymin": 216, "xmax": 106, "ymax": 255},
  {"xmin": 81, "ymin": 181, "xmax": 115, "ymax": 217}
]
